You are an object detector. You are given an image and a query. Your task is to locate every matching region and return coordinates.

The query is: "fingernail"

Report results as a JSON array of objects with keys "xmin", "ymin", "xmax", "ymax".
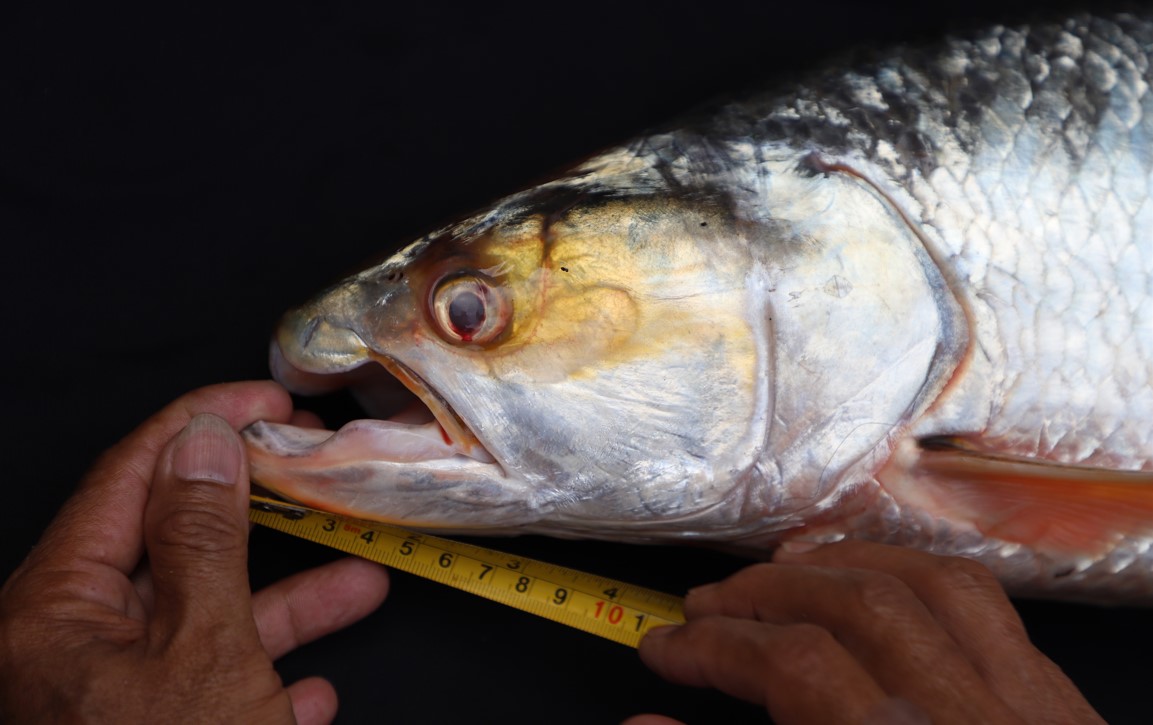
[
  {"xmin": 172, "ymin": 414, "xmax": 241, "ymax": 486},
  {"xmin": 642, "ymin": 624, "xmax": 678, "ymax": 640},
  {"xmin": 778, "ymin": 539, "xmax": 823, "ymax": 555},
  {"xmin": 685, "ymin": 583, "xmax": 716, "ymax": 600},
  {"xmin": 863, "ymin": 698, "xmax": 932, "ymax": 725}
]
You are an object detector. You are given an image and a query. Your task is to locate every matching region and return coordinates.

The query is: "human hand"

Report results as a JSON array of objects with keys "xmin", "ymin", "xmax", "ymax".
[
  {"xmin": 0, "ymin": 382, "xmax": 390, "ymax": 724},
  {"xmin": 628, "ymin": 541, "xmax": 1103, "ymax": 725}
]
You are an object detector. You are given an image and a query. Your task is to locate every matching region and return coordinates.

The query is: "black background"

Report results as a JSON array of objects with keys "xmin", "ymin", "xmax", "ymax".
[{"xmin": 3, "ymin": 1, "xmax": 1150, "ymax": 723}]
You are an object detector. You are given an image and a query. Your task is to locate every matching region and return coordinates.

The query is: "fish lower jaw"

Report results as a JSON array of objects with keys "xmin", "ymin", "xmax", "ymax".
[{"xmin": 242, "ymin": 419, "xmax": 496, "ymax": 465}]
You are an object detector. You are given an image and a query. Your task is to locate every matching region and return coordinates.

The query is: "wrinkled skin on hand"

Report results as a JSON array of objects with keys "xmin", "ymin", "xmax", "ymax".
[
  {"xmin": 629, "ymin": 541, "xmax": 1104, "ymax": 725},
  {"xmin": 0, "ymin": 382, "xmax": 390, "ymax": 724}
]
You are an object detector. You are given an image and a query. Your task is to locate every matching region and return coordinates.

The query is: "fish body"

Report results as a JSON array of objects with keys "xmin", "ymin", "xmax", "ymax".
[{"xmin": 245, "ymin": 14, "xmax": 1153, "ymax": 602}]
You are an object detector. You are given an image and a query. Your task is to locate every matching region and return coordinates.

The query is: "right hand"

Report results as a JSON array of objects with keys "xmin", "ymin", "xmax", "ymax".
[{"xmin": 629, "ymin": 541, "xmax": 1102, "ymax": 725}]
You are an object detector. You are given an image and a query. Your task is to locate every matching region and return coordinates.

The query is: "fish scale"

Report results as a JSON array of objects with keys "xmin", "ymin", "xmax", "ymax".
[
  {"xmin": 245, "ymin": 13, "xmax": 1153, "ymax": 602},
  {"xmin": 683, "ymin": 15, "xmax": 1153, "ymax": 472},
  {"xmin": 903, "ymin": 19, "xmax": 1153, "ymax": 470}
]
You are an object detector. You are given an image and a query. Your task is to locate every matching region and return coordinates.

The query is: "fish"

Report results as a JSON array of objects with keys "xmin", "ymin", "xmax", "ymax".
[{"xmin": 243, "ymin": 13, "xmax": 1153, "ymax": 603}]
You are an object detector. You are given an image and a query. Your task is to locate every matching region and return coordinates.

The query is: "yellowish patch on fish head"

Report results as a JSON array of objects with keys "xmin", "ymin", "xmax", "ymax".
[
  {"xmin": 382, "ymin": 197, "xmax": 759, "ymax": 389},
  {"xmin": 394, "ymin": 207, "xmax": 642, "ymax": 383}
]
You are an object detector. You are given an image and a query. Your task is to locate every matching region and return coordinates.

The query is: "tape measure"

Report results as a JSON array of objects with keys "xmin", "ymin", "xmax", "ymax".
[{"xmin": 248, "ymin": 495, "xmax": 685, "ymax": 647}]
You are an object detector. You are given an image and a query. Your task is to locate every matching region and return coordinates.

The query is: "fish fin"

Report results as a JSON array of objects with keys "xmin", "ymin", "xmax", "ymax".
[{"xmin": 882, "ymin": 437, "xmax": 1153, "ymax": 557}]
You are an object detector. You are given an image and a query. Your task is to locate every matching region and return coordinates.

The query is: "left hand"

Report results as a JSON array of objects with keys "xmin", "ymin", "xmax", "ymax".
[{"xmin": 0, "ymin": 382, "xmax": 390, "ymax": 724}]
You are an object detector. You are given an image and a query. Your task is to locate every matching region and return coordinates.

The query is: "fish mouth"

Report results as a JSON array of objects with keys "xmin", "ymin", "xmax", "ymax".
[
  {"xmin": 366, "ymin": 353, "xmax": 493, "ymax": 462},
  {"xmin": 246, "ymin": 339, "xmax": 495, "ymax": 471},
  {"xmin": 243, "ymin": 331, "xmax": 542, "ymax": 532}
]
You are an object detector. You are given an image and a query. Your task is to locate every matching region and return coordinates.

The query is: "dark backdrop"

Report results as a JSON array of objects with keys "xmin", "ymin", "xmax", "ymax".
[{"xmin": 3, "ymin": 2, "xmax": 1149, "ymax": 723}]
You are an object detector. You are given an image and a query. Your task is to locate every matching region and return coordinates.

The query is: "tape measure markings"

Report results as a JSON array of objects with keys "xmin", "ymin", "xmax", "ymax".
[{"xmin": 248, "ymin": 496, "xmax": 685, "ymax": 647}]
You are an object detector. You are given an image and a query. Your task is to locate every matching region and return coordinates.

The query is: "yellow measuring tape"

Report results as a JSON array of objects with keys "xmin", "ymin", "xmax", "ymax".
[{"xmin": 248, "ymin": 495, "xmax": 685, "ymax": 648}]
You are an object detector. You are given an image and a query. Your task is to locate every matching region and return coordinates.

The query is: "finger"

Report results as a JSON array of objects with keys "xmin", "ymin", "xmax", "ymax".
[
  {"xmin": 774, "ymin": 541, "xmax": 1099, "ymax": 721},
  {"xmin": 252, "ymin": 557, "xmax": 390, "ymax": 660},
  {"xmin": 34, "ymin": 381, "xmax": 292, "ymax": 576},
  {"xmin": 286, "ymin": 676, "xmax": 339, "ymax": 725},
  {"xmin": 639, "ymin": 618, "xmax": 888, "ymax": 725},
  {"xmin": 682, "ymin": 564, "xmax": 1018, "ymax": 720},
  {"xmin": 620, "ymin": 715, "xmax": 685, "ymax": 725},
  {"xmin": 145, "ymin": 413, "xmax": 255, "ymax": 639},
  {"xmin": 774, "ymin": 541, "xmax": 1025, "ymax": 655}
]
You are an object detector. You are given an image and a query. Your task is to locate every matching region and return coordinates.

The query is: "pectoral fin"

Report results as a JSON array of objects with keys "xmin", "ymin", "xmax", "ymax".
[{"xmin": 880, "ymin": 437, "xmax": 1153, "ymax": 558}]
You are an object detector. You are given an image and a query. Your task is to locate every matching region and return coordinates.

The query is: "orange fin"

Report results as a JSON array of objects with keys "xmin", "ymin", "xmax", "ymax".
[{"xmin": 882, "ymin": 438, "xmax": 1153, "ymax": 558}]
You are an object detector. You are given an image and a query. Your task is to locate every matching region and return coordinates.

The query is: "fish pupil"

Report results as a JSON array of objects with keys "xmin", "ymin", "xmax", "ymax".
[{"xmin": 448, "ymin": 289, "xmax": 486, "ymax": 338}]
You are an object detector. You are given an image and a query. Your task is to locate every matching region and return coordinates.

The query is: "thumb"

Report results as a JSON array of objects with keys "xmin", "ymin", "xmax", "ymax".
[{"xmin": 145, "ymin": 413, "xmax": 254, "ymax": 639}]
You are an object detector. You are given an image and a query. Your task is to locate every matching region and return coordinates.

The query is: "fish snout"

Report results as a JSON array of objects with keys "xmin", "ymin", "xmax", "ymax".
[{"xmin": 270, "ymin": 302, "xmax": 373, "ymax": 395}]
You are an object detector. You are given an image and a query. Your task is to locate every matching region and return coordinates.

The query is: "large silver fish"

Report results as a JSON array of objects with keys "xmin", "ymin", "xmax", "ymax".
[{"xmin": 244, "ymin": 14, "xmax": 1153, "ymax": 603}]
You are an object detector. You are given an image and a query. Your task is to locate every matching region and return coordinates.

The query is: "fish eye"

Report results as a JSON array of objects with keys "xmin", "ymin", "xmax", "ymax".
[{"xmin": 430, "ymin": 273, "xmax": 510, "ymax": 345}]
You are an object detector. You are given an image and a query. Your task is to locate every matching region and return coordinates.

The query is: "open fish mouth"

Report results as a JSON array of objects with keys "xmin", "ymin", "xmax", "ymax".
[
  {"xmin": 246, "ymin": 339, "xmax": 496, "ymax": 475},
  {"xmin": 242, "ymin": 324, "xmax": 543, "ymax": 533},
  {"xmin": 238, "ymin": 284, "xmax": 546, "ymax": 532}
]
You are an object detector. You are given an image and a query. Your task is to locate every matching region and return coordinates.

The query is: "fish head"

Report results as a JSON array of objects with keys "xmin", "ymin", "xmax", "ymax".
[
  {"xmin": 245, "ymin": 189, "xmax": 775, "ymax": 536},
  {"xmin": 245, "ymin": 139, "xmax": 969, "ymax": 542}
]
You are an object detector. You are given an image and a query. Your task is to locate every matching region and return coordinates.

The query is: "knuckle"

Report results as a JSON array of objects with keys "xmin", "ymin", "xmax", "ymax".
[
  {"xmin": 153, "ymin": 505, "xmax": 245, "ymax": 557},
  {"xmin": 845, "ymin": 571, "xmax": 918, "ymax": 618},
  {"xmin": 679, "ymin": 615, "xmax": 728, "ymax": 648},
  {"xmin": 773, "ymin": 623, "xmax": 840, "ymax": 678},
  {"xmin": 784, "ymin": 621, "xmax": 836, "ymax": 649},
  {"xmin": 930, "ymin": 555, "xmax": 1000, "ymax": 590}
]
